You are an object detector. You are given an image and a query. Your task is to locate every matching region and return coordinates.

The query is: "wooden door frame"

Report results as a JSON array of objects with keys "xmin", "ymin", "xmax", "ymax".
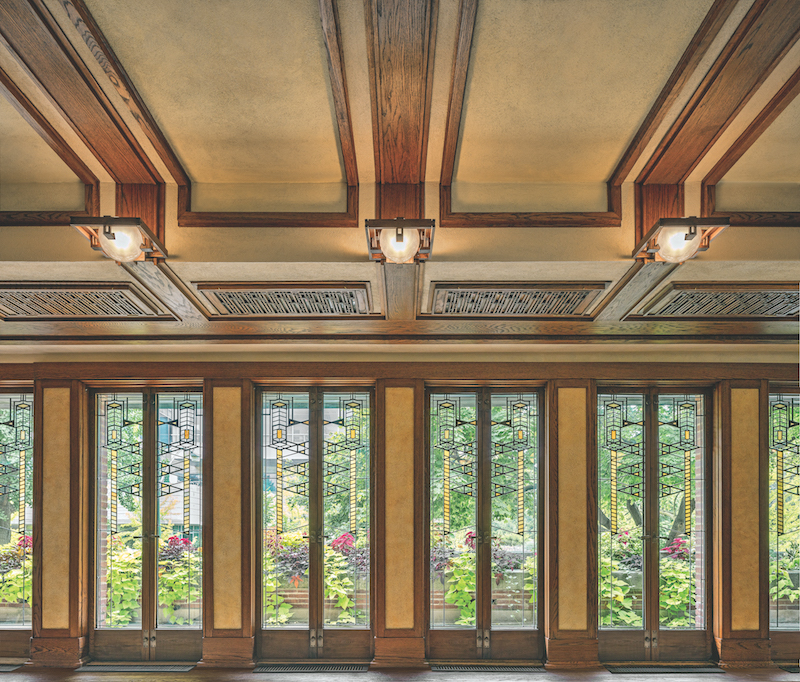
[
  {"xmin": 425, "ymin": 385, "xmax": 546, "ymax": 661},
  {"xmin": 254, "ymin": 385, "xmax": 376, "ymax": 662}
]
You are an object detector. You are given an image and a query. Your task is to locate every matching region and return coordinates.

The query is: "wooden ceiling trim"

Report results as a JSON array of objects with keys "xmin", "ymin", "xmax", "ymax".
[
  {"xmin": 61, "ymin": 0, "xmax": 191, "ymax": 188},
  {"xmin": 608, "ymin": 0, "xmax": 739, "ymax": 188},
  {"xmin": 703, "ymin": 64, "xmax": 800, "ymax": 187},
  {"xmin": 0, "ymin": 0, "xmax": 162, "ymax": 185},
  {"xmin": 439, "ymin": 0, "xmax": 476, "ymax": 187},
  {"xmin": 701, "ymin": 186, "xmax": 800, "ymax": 227},
  {"xmin": 177, "ymin": 185, "xmax": 358, "ymax": 228},
  {"xmin": 439, "ymin": 186, "xmax": 621, "ymax": 228},
  {"xmin": 365, "ymin": 0, "xmax": 438, "ymax": 184},
  {"xmin": 116, "ymin": 183, "xmax": 165, "ymax": 242},
  {"xmin": 640, "ymin": 0, "xmax": 800, "ymax": 185},
  {"xmin": 320, "ymin": 0, "xmax": 358, "ymax": 187}
]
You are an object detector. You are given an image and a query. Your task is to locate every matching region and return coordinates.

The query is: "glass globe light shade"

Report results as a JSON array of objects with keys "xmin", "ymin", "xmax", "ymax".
[
  {"xmin": 379, "ymin": 228, "xmax": 420, "ymax": 264},
  {"xmin": 656, "ymin": 225, "xmax": 702, "ymax": 263},
  {"xmin": 97, "ymin": 224, "xmax": 144, "ymax": 262}
]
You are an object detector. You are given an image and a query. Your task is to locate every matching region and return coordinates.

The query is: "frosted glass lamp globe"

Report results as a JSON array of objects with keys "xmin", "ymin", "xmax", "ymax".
[
  {"xmin": 379, "ymin": 228, "xmax": 419, "ymax": 264},
  {"xmin": 656, "ymin": 225, "xmax": 702, "ymax": 263},
  {"xmin": 97, "ymin": 224, "xmax": 144, "ymax": 262}
]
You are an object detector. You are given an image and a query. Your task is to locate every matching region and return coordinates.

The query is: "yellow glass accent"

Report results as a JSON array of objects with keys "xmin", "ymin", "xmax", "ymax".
[
  {"xmin": 184, "ymin": 429, "xmax": 190, "ymax": 440},
  {"xmin": 350, "ymin": 449, "xmax": 357, "ymax": 533},
  {"xmin": 276, "ymin": 429, "xmax": 283, "ymax": 440},
  {"xmin": 777, "ymin": 430, "xmax": 783, "ymax": 441},
  {"xmin": 518, "ymin": 429, "xmax": 523, "ymax": 440},
  {"xmin": 350, "ymin": 429, "xmax": 356, "ymax": 439},
  {"xmin": 443, "ymin": 451, "xmax": 450, "ymax": 534},
  {"xmin": 684, "ymin": 450, "xmax": 692, "ymax": 536},
  {"xmin": 777, "ymin": 450, "xmax": 784, "ymax": 535},
  {"xmin": 110, "ymin": 448, "xmax": 118, "ymax": 534},
  {"xmin": 19, "ymin": 430, "xmax": 26, "ymax": 441},
  {"xmin": 685, "ymin": 429, "xmax": 690, "ymax": 440},
  {"xmin": 517, "ymin": 450, "xmax": 524, "ymax": 535},
  {"xmin": 611, "ymin": 429, "xmax": 617, "ymax": 440},
  {"xmin": 276, "ymin": 449, "xmax": 283, "ymax": 534},
  {"xmin": 111, "ymin": 430, "xmax": 117, "ymax": 440},
  {"xmin": 444, "ymin": 429, "xmax": 450, "ymax": 440},
  {"xmin": 18, "ymin": 452, "xmax": 25, "ymax": 538},
  {"xmin": 183, "ymin": 453, "xmax": 191, "ymax": 530},
  {"xmin": 610, "ymin": 451, "xmax": 618, "ymax": 534}
]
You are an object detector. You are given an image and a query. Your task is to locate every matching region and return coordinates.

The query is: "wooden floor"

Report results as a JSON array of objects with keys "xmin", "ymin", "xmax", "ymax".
[{"xmin": 0, "ymin": 667, "xmax": 798, "ymax": 681}]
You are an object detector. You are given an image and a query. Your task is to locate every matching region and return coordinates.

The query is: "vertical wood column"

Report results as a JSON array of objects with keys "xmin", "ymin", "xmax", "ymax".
[
  {"xmin": 544, "ymin": 380, "xmax": 600, "ymax": 669},
  {"xmin": 31, "ymin": 380, "xmax": 89, "ymax": 667},
  {"xmin": 713, "ymin": 381, "xmax": 769, "ymax": 667},
  {"xmin": 200, "ymin": 380, "xmax": 255, "ymax": 667},
  {"xmin": 372, "ymin": 379, "xmax": 427, "ymax": 668}
]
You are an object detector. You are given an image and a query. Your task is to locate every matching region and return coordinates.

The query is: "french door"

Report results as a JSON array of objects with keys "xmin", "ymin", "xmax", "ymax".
[
  {"xmin": 91, "ymin": 390, "xmax": 203, "ymax": 661},
  {"xmin": 597, "ymin": 389, "xmax": 711, "ymax": 661},
  {"xmin": 427, "ymin": 389, "xmax": 542, "ymax": 661},
  {"xmin": 258, "ymin": 388, "xmax": 372, "ymax": 661}
]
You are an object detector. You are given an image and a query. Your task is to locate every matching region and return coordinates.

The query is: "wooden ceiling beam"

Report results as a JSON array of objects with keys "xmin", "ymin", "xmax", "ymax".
[
  {"xmin": 0, "ymin": 0, "xmax": 162, "ymax": 185},
  {"xmin": 639, "ymin": 0, "xmax": 800, "ymax": 185},
  {"xmin": 365, "ymin": 0, "xmax": 438, "ymax": 184}
]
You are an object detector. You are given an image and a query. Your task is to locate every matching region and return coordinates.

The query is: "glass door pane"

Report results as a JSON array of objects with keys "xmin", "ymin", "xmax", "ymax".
[
  {"xmin": 322, "ymin": 392, "xmax": 370, "ymax": 628},
  {"xmin": 489, "ymin": 393, "xmax": 538, "ymax": 629},
  {"xmin": 0, "ymin": 393, "xmax": 33, "ymax": 627},
  {"xmin": 96, "ymin": 394, "xmax": 145, "ymax": 629},
  {"xmin": 430, "ymin": 393, "xmax": 478, "ymax": 629},
  {"xmin": 262, "ymin": 392, "xmax": 311, "ymax": 628},
  {"xmin": 657, "ymin": 395, "xmax": 705, "ymax": 630},
  {"xmin": 598, "ymin": 394, "xmax": 645, "ymax": 630},
  {"xmin": 155, "ymin": 394, "xmax": 203, "ymax": 629},
  {"xmin": 769, "ymin": 394, "xmax": 800, "ymax": 630}
]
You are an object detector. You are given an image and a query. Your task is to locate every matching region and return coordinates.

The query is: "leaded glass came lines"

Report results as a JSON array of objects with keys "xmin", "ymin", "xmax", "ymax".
[
  {"xmin": 0, "ymin": 393, "xmax": 33, "ymax": 627},
  {"xmin": 769, "ymin": 394, "xmax": 800, "ymax": 630}
]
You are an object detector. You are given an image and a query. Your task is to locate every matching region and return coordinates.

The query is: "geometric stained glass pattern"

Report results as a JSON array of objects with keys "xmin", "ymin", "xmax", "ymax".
[
  {"xmin": 0, "ymin": 393, "xmax": 33, "ymax": 627},
  {"xmin": 769, "ymin": 393, "xmax": 800, "ymax": 631}
]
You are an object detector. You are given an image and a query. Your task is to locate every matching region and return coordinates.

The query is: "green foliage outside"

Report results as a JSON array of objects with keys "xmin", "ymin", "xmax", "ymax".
[{"xmin": 0, "ymin": 534, "xmax": 32, "ymax": 622}]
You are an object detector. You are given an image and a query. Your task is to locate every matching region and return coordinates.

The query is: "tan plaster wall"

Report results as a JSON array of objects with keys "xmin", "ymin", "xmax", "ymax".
[
  {"xmin": 212, "ymin": 386, "xmax": 242, "ymax": 630},
  {"xmin": 191, "ymin": 183, "xmax": 347, "ymax": 213},
  {"xmin": 730, "ymin": 388, "xmax": 761, "ymax": 632},
  {"xmin": 557, "ymin": 387, "xmax": 587, "ymax": 630},
  {"xmin": 715, "ymin": 183, "xmax": 800, "ymax": 212},
  {"xmin": 41, "ymin": 387, "xmax": 72, "ymax": 630},
  {"xmin": 384, "ymin": 387, "xmax": 416, "ymax": 630},
  {"xmin": 451, "ymin": 182, "xmax": 608, "ymax": 213}
]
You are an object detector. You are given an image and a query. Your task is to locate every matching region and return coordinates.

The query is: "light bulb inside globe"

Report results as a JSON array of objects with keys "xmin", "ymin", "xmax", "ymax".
[
  {"xmin": 97, "ymin": 224, "xmax": 144, "ymax": 262},
  {"xmin": 379, "ymin": 228, "xmax": 420, "ymax": 264},
  {"xmin": 656, "ymin": 225, "xmax": 702, "ymax": 263}
]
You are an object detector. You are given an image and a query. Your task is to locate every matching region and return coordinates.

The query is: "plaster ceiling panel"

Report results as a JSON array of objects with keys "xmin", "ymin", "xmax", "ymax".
[
  {"xmin": 721, "ymin": 94, "xmax": 800, "ymax": 183},
  {"xmin": 83, "ymin": 0, "xmax": 344, "ymax": 186},
  {"xmin": 0, "ymin": 95, "xmax": 84, "ymax": 210},
  {"xmin": 454, "ymin": 0, "xmax": 714, "ymax": 187}
]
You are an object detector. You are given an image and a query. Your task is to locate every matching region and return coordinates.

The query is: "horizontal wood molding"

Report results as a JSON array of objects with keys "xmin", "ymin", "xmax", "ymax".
[
  {"xmin": 178, "ymin": 185, "xmax": 358, "ymax": 228},
  {"xmin": 702, "ymin": 186, "xmax": 800, "ymax": 226},
  {"xmin": 0, "ymin": 0, "xmax": 162, "ymax": 184},
  {"xmin": 9, "ymin": 361, "xmax": 798, "ymax": 383},
  {"xmin": 609, "ymin": 0, "xmax": 739, "ymax": 187},
  {"xmin": 439, "ymin": 186, "xmax": 622, "ymax": 228},
  {"xmin": 365, "ymin": 0, "xmax": 438, "ymax": 184},
  {"xmin": 641, "ymin": 0, "xmax": 800, "ymax": 184}
]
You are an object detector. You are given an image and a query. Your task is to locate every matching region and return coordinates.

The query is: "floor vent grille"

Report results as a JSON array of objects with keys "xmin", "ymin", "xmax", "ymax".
[
  {"xmin": 431, "ymin": 665, "xmax": 545, "ymax": 672},
  {"xmin": 197, "ymin": 283, "xmax": 372, "ymax": 317},
  {"xmin": 429, "ymin": 282, "xmax": 605, "ymax": 317},
  {"xmin": 606, "ymin": 665, "xmax": 724, "ymax": 674},
  {"xmin": 77, "ymin": 664, "xmax": 195, "ymax": 672},
  {"xmin": 253, "ymin": 664, "xmax": 369, "ymax": 673}
]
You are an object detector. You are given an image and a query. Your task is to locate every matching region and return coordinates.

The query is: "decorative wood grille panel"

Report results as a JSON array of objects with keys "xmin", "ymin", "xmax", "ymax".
[
  {"xmin": 640, "ymin": 284, "xmax": 799, "ymax": 319},
  {"xmin": 429, "ymin": 282, "xmax": 605, "ymax": 317},
  {"xmin": 0, "ymin": 283, "xmax": 163, "ymax": 319},
  {"xmin": 196, "ymin": 283, "xmax": 372, "ymax": 317}
]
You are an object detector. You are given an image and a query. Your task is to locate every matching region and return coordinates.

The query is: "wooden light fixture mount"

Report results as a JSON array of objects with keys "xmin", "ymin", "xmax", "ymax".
[{"xmin": 632, "ymin": 216, "xmax": 729, "ymax": 263}]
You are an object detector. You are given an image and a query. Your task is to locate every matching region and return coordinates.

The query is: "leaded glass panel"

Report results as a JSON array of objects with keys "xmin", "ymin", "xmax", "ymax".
[
  {"xmin": 490, "ymin": 393, "xmax": 538, "ymax": 628},
  {"xmin": 430, "ymin": 393, "xmax": 477, "ymax": 628},
  {"xmin": 322, "ymin": 392, "xmax": 370, "ymax": 627},
  {"xmin": 598, "ymin": 394, "xmax": 645, "ymax": 629},
  {"xmin": 262, "ymin": 392, "xmax": 311, "ymax": 627},
  {"xmin": 769, "ymin": 393, "xmax": 800, "ymax": 630},
  {"xmin": 156, "ymin": 394, "xmax": 203, "ymax": 628},
  {"xmin": 657, "ymin": 394, "xmax": 705, "ymax": 629},
  {"xmin": 0, "ymin": 393, "xmax": 33, "ymax": 627},
  {"xmin": 96, "ymin": 394, "xmax": 144, "ymax": 628}
]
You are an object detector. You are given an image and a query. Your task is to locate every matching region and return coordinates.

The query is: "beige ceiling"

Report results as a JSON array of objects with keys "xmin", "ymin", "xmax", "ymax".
[
  {"xmin": 721, "ymin": 94, "xmax": 800, "ymax": 183},
  {"xmin": 453, "ymin": 0, "xmax": 714, "ymax": 191},
  {"xmin": 83, "ymin": 0, "xmax": 345, "ymax": 189},
  {"xmin": 0, "ymin": 94, "xmax": 84, "ymax": 210}
]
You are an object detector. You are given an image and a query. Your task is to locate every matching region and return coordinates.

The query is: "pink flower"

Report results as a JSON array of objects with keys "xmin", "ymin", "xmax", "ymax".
[
  {"xmin": 17, "ymin": 535, "xmax": 32, "ymax": 548},
  {"xmin": 332, "ymin": 532, "xmax": 355, "ymax": 552}
]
